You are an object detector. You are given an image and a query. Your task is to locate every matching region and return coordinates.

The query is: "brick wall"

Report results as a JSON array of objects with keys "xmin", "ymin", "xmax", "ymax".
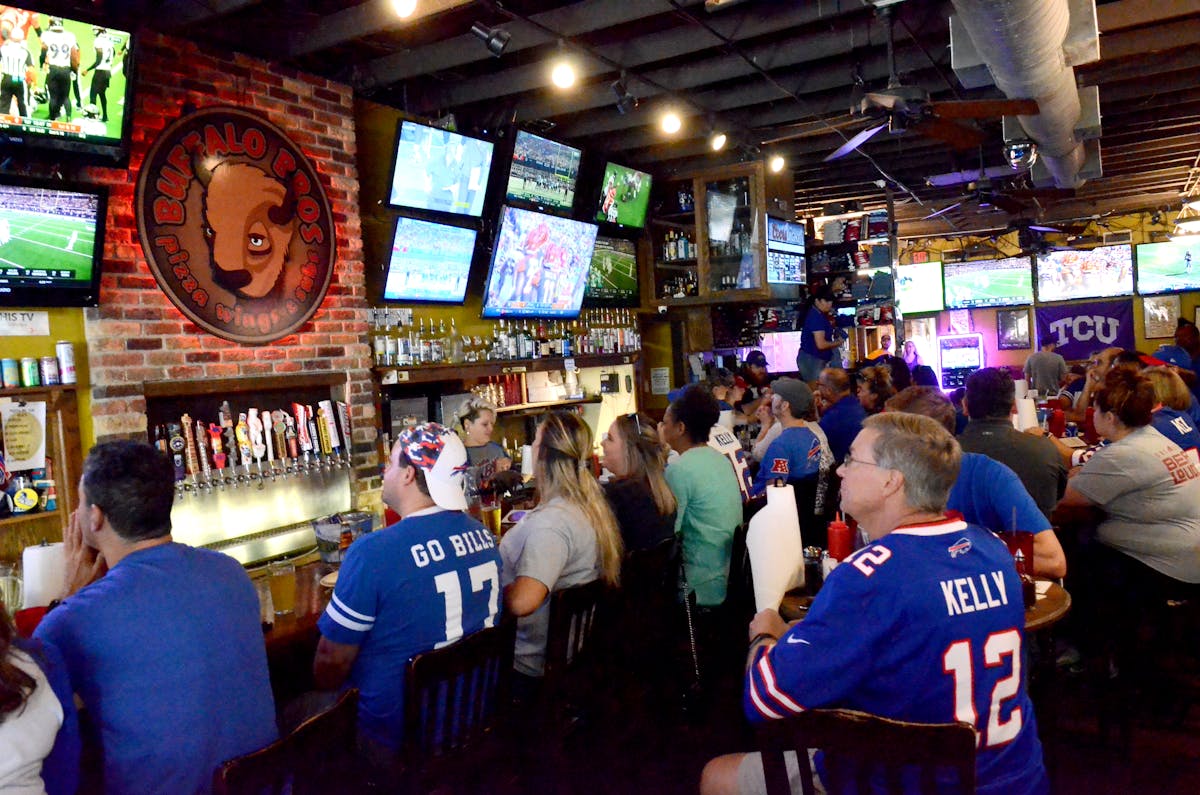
[{"xmin": 81, "ymin": 32, "xmax": 380, "ymax": 507}]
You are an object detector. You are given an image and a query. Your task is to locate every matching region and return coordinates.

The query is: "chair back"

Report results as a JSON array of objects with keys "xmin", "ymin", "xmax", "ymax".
[
  {"xmin": 726, "ymin": 517, "xmax": 755, "ymax": 625},
  {"xmin": 544, "ymin": 579, "xmax": 607, "ymax": 681},
  {"xmin": 756, "ymin": 708, "xmax": 977, "ymax": 795},
  {"xmin": 213, "ymin": 688, "xmax": 359, "ymax": 795},
  {"xmin": 621, "ymin": 536, "xmax": 678, "ymax": 606}
]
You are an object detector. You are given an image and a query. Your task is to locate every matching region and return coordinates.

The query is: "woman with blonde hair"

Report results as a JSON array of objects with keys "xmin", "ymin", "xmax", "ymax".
[
  {"xmin": 454, "ymin": 397, "xmax": 512, "ymax": 471},
  {"xmin": 500, "ymin": 410, "xmax": 623, "ymax": 681},
  {"xmin": 600, "ymin": 412, "xmax": 677, "ymax": 552},
  {"xmin": 1143, "ymin": 366, "xmax": 1200, "ymax": 456}
]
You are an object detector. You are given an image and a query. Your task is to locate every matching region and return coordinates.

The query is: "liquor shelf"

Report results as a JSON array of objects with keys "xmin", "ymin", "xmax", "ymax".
[{"xmin": 375, "ymin": 351, "xmax": 638, "ymax": 386}]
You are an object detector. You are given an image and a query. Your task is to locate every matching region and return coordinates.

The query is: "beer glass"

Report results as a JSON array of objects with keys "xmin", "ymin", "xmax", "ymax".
[
  {"xmin": 0, "ymin": 564, "xmax": 21, "ymax": 616},
  {"xmin": 268, "ymin": 560, "xmax": 296, "ymax": 615}
]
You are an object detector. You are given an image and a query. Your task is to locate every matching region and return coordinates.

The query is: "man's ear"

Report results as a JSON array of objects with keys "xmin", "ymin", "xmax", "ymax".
[
  {"xmin": 880, "ymin": 468, "xmax": 905, "ymax": 501},
  {"xmin": 85, "ymin": 503, "xmax": 104, "ymax": 535}
]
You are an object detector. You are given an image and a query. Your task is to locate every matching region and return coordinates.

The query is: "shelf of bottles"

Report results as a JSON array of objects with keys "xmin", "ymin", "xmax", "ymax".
[{"xmin": 704, "ymin": 174, "xmax": 761, "ymax": 294}]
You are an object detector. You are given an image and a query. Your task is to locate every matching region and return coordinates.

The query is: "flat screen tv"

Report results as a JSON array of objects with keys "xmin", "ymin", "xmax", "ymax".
[
  {"xmin": 0, "ymin": 174, "xmax": 106, "ymax": 307},
  {"xmin": 584, "ymin": 236, "xmax": 639, "ymax": 306},
  {"xmin": 381, "ymin": 216, "xmax": 477, "ymax": 304},
  {"xmin": 943, "ymin": 255, "xmax": 1033, "ymax": 309},
  {"xmin": 765, "ymin": 216, "xmax": 806, "ymax": 285},
  {"xmin": 1035, "ymin": 244, "xmax": 1133, "ymax": 302},
  {"xmin": 481, "ymin": 206, "xmax": 598, "ymax": 319},
  {"xmin": 1136, "ymin": 239, "xmax": 1200, "ymax": 295},
  {"xmin": 594, "ymin": 161, "xmax": 651, "ymax": 229},
  {"xmin": 505, "ymin": 130, "xmax": 581, "ymax": 213},
  {"xmin": 894, "ymin": 260, "xmax": 944, "ymax": 314},
  {"xmin": 387, "ymin": 119, "xmax": 494, "ymax": 218},
  {"xmin": 0, "ymin": 9, "xmax": 135, "ymax": 165}
]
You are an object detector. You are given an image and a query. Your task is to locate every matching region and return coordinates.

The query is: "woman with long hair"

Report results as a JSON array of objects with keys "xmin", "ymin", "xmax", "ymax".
[
  {"xmin": 600, "ymin": 412, "xmax": 677, "ymax": 552},
  {"xmin": 454, "ymin": 397, "xmax": 513, "ymax": 471},
  {"xmin": 0, "ymin": 608, "xmax": 80, "ymax": 794},
  {"xmin": 500, "ymin": 411, "xmax": 623, "ymax": 681}
]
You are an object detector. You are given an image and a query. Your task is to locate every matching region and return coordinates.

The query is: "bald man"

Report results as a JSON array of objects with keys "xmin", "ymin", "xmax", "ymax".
[{"xmin": 816, "ymin": 367, "xmax": 866, "ymax": 465}]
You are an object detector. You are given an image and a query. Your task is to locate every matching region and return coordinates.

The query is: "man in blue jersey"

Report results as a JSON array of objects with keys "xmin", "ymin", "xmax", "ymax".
[
  {"xmin": 750, "ymin": 377, "xmax": 831, "ymax": 500},
  {"xmin": 314, "ymin": 423, "xmax": 502, "ymax": 772},
  {"xmin": 815, "ymin": 367, "xmax": 865, "ymax": 465},
  {"xmin": 701, "ymin": 413, "xmax": 1048, "ymax": 795}
]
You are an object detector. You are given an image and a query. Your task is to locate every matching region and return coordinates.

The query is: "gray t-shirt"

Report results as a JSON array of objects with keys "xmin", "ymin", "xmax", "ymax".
[
  {"xmin": 1071, "ymin": 425, "xmax": 1200, "ymax": 582},
  {"xmin": 1023, "ymin": 350, "xmax": 1068, "ymax": 395},
  {"xmin": 498, "ymin": 496, "xmax": 601, "ymax": 676}
]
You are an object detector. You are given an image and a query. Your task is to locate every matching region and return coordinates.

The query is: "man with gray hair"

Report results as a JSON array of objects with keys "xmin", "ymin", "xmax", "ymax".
[{"xmin": 701, "ymin": 413, "xmax": 1048, "ymax": 795}]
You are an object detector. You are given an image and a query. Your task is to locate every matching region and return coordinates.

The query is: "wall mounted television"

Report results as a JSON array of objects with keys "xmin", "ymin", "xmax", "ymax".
[
  {"xmin": 387, "ymin": 119, "xmax": 494, "ymax": 218},
  {"xmin": 1035, "ymin": 244, "xmax": 1133, "ymax": 302},
  {"xmin": 505, "ymin": 130, "xmax": 581, "ymax": 214},
  {"xmin": 765, "ymin": 216, "xmax": 806, "ymax": 285},
  {"xmin": 381, "ymin": 216, "xmax": 477, "ymax": 304},
  {"xmin": 1135, "ymin": 239, "xmax": 1200, "ymax": 295},
  {"xmin": 584, "ymin": 235, "xmax": 639, "ymax": 307},
  {"xmin": 0, "ymin": 9, "xmax": 135, "ymax": 165},
  {"xmin": 594, "ymin": 161, "xmax": 651, "ymax": 229},
  {"xmin": 481, "ymin": 205, "xmax": 598, "ymax": 319},
  {"xmin": 943, "ymin": 255, "xmax": 1033, "ymax": 309},
  {"xmin": 0, "ymin": 174, "xmax": 107, "ymax": 307},
  {"xmin": 894, "ymin": 260, "xmax": 944, "ymax": 314}
]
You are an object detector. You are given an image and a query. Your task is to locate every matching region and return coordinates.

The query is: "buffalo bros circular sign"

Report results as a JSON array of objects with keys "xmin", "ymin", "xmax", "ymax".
[{"xmin": 136, "ymin": 106, "xmax": 335, "ymax": 344}]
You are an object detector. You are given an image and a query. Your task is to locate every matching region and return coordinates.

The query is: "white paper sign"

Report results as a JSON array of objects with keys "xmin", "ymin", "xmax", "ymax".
[
  {"xmin": 650, "ymin": 367, "xmax": 671, "ymax": 395},
  {"xmin": 0, "ymin": 310, "xmax": 50, "ymax": 337},
  {"xmin": 1, "ymin": 400, "xmax": 47, "ymax": 471}
]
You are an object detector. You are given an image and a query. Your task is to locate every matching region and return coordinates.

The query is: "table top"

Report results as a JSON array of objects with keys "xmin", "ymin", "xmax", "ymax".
[
  {"xmin": 253, "ymin": 558, "xmax": 336, "ymax": 656},
  {"xmin": 779, "ymin": 579, "xmax": 1071, "ymax": 632}
]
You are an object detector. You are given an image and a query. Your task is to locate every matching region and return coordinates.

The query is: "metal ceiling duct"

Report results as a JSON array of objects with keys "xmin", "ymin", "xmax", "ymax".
[{"xmin": 949, "ymin": 0, "xmax": 1088, "ymax": 189}]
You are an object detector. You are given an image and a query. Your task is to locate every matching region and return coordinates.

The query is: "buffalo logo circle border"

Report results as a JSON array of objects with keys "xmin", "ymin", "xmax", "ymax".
[{"xmin": 136, "ymin": 106, "xmax": 336, "ymax": 344}]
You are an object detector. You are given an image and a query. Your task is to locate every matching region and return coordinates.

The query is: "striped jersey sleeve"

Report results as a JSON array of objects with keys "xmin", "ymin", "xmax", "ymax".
[{"xmin": 317, "ymin": 543, "xmax": 377, "ymax": 645}]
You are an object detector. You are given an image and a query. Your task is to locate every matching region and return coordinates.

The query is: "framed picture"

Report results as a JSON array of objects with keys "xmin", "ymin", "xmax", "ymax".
[
  {"xmin": 996, "ymin": 308, "xmax": 1031, "ymax": 350},
  {"xmin": 1143, "ymin": 294, "xmax": 1180, "ymax": 339}
]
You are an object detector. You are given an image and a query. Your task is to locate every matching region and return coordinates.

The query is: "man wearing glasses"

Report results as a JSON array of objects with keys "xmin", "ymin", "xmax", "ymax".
[{"xmin": 701, "ymin": 413, "xmax": 1048, "ymax": 795}]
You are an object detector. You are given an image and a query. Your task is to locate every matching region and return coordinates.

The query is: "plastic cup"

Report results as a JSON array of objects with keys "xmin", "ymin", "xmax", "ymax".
[{"xmin": 268, "ymin": 560, "xmax": 296, "ymax": 615}]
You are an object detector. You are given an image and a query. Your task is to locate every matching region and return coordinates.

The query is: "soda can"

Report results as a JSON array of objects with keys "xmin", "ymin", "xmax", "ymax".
[
  {"xmin": 39, "ymin": 356, "xmax": 60, "ymax": 386},
  {"xmin": 55, "ymin": 341, "xmax": 76, "ymax": 385},
  {"xmin": 0, "ymin": 358, "xmax": 18, "ymax": 389},
  {"xmin": 19, "ymin": 357, "xmax": 39, "ymax": 387},
  {"xmin": 1065, "ymin": 422, "xmax": 1079, "ymax": 438}
]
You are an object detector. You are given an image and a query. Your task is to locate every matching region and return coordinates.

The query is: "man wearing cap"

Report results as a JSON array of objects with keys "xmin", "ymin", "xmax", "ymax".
[
  {"xmin": 736, "ymin": 350, "xmax": 773, "ymax": 417},
  {"xmin": 314, "ymin": 423, "xmax": 502, "ymax": 767},
  {"xmin": 750, "ymin": 378, "xmax": 833, "ymax": 502}
]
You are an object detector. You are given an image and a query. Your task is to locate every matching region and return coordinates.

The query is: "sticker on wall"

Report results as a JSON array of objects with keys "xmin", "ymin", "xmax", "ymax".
[{"xmin": 136, "ymin": 106, "xmax": 336, "ymax": 344}]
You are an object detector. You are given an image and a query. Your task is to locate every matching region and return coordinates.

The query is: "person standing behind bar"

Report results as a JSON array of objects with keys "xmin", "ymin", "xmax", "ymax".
[
  {"xmin": 314, "ymin": 423, "xmax": 500, "ymax": 774},
  {"xmin": 795, "ymin": 287, "xmax": 841, "ymax": 383},
  {"xmin": 701, "ymin": 413, "xmax": 1048, "ymax": 795},
  {"xmin": 35, "ymin": 441, "xmax": 277, "ymax": 794},
  {"xmin": 455, "ymin": 397, "xmax": 513, "ymax": 471}
]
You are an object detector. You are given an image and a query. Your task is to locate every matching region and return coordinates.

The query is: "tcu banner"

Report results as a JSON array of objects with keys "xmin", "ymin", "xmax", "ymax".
[{"xmin": 1035, "ymin": 299, "xmax": 1135, "ymax": 360}]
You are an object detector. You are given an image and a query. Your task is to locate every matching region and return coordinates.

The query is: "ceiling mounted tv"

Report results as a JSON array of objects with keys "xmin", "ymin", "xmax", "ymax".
[
  {"xmin": 1035, "ymin": 244, "xmax": 1133, "ymax": 302},
  {"xmin": 584, "ymin": 236, "xmax": 639, "ymax": 307},
  {"xmin": 765, "ymin": 216, "xmax": 806, "ymax": 285},
  {"xmin": 1136, "ymin": 239, "xmax": 1200, "ymax": 295},
  {"xmin": 387, "ymin": 119, "xmax": 494, "ymax": 218},
  {"xmin": 0, "ymin": 174, "xmax": 106, "ymax": 307},
  {"xmin": 381, "ymin": 216, "xmax": 477, "ymax": 304},
  {"xmin": 0, "ymin": 9, "xmax": 135, "ymax": 165},
  {"xmin": 594, "ymin": 161, "xmax": 651, "ymax": 229},
  {"xmin": 505, "ymin": 130, "xmax": 581, "ymax": 214},
  {"xmin": 943, "ymin": 255, "xmax": 1033, "ymax": 309},
  {"xmin": 481, "ymin": 206, "xmax": 598, "ymax": 319},
  {"xmin": 894, "ymin": 260, "xmax": 944, "ymax": 314}
]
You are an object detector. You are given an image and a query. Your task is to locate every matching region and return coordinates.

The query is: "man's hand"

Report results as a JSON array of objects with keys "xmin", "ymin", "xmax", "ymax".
[
  {"xmin": 748, "ymin": 608, "xmax": 789, "ymax": 643},
  {"xmin": 62, "ymin": 508, "xmax": 106, "ymax": 598}
]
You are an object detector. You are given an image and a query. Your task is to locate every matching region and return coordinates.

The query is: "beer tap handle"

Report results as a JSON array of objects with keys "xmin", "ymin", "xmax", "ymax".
[{"xmin": 336, "ymin": 400, "xmax": 353, "ymax": 468}]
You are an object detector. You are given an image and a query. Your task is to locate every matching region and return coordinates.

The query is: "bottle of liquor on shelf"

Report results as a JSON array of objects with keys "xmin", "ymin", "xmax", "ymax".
[
  {"xmin": 449, "ymin": 320, "xmax": 464, "ymax": 364},
  {"xmin": 384, "ymin": 309, "xmax": 400, "ymax": 367}
]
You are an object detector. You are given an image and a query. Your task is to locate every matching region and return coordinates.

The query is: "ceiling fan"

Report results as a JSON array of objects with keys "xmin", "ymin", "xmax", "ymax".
[
  {"xmin": 823, "ymin": 4, "xmax": 1039, "ymax": 162},
  {"xmin": 922, "ymin": 175, "xmax": 1077, "ymax": 223}
]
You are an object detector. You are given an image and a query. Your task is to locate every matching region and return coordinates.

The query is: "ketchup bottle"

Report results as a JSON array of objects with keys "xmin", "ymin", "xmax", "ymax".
[{"xmin": 827, "ymin": 512, "xmax": 852, "ymax": 562}]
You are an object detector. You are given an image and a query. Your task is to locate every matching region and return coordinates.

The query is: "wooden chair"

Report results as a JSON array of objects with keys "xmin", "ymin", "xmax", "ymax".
[
  {"xmin": 612, "ymin": 537, "xmax": 680, "ymax": 707},
  {"xmin": 399, "ymin": 619, "xmax": 516, "ymax": 794},
  {"xmin": 756, "ymin": 708, "xmax": 977, "ymax": 795},
  {"xmin": 212, "ymin": 687, "xmax": 359, "ymax": 795},
  {"xmin": 543, "ymin": 578, "xmax": 608, "ymax": 696}
]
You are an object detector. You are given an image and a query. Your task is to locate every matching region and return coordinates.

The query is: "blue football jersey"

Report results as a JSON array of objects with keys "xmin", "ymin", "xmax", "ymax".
[
  {"xmin": 319, "ymin": 509, "xmax": 502, "ymax": 748},
  {"xmin": 746, "ymin": 517, "xmax": 1048, "ymax": 795}
]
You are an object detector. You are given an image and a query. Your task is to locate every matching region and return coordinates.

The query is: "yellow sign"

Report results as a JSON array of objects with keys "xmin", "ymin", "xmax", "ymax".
[{"xmin": 1, "ymin": 402, "xmax": 46, "ymax": 471}]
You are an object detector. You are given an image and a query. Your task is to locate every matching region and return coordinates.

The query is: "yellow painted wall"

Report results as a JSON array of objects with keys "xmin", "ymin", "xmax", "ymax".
[{"xmin": 0, "ymin": 307, "xmax": 93, "ymax": 447}]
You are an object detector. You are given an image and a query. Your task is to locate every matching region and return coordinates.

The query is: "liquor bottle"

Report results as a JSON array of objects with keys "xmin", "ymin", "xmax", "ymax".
[
  {"xmin": 383, "ymin": 309, "xmax": 398, "ymax": 367},
  {"xmin": 449, "ymin": 320, "xmax": 464, "ymax": 363},
  {"xmin": 432, "ymin": 318, "xmax": 447, "ymax": 363},
  {"xmin": 396, "ymin": 312, "xmax": 412, "ymax": 367},
  {"xmin": 537, "ymin": 321, "xmax": 551, "ymax": 358}
]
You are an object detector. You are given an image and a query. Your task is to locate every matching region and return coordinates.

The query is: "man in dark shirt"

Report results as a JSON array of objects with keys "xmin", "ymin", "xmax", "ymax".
[
  {"xmin": 959, "ymin": 367, "xmax": 1065, "ymax": 520},
  {"xmin": 815, "ymin": 366, "xmax": 866, "ymax": 465}
]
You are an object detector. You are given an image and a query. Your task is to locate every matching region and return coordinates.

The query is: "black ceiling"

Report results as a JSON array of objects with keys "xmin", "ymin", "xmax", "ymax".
[{"xmin": 95, "ymin": 0, "xmax": 1200, "ymax": 237}]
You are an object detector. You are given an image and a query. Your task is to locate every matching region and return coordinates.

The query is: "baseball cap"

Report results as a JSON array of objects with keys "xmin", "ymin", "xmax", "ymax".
[
  {"xmin": 770, "ymin": 377, "xmax": 813, "ymax": 416},
  {"xmin": 1151, "ymin": 345, "xmax": 1194, "ymax": 371},
  {"xmin": 745, "ymin": 350, "xmax": 768, "ymax": 368},
  {"xmin": 396, "ymin": 423, "xmax": 469, "ymax": 511}
]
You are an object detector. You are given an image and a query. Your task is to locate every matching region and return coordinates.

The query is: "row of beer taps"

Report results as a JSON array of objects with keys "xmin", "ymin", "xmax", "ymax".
[{"xmin": 159, "ymin": 399, "xmax": 354, "ymax": 498}]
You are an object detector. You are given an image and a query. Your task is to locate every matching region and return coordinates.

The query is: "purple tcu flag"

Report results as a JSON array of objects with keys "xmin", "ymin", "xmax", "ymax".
[{"xmin": 1034, "ymin": 299, "xmax": 1135, "ymax": 360}]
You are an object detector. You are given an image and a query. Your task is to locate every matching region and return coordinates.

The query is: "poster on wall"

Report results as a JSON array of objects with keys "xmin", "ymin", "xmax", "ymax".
[
  {"xmin": 996, "ymin": 308, "xmax": 1030, "ymax": 350},
  {"xmin": 1034, "ymin": 299, "xmax": 1135, "ymax": 360},
  {"xmin": 136, "ymin": 107, "xmax": 336, "ymax": 344},
  {"xmin": 1143, "ymin": 294, "xmax": 1180, "ymax": 339}
]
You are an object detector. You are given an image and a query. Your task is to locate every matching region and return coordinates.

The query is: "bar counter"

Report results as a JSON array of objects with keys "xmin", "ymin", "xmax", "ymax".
[{"xmin": 251, "ymin": 554, "xmax": 336, "ymax": 702}]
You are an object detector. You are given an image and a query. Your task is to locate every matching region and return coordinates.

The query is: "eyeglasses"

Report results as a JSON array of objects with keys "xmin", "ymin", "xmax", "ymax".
[{"xmin": 842, "ymin": 455, "xmax": 884, "ymax": 469}]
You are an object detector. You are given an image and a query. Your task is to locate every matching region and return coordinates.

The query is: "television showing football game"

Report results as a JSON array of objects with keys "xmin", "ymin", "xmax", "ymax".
[
  {"xmin": 765, "ymin": 216, "xmax": 806, "ymax": 285},
  {"xmin": 0, "ymin": 174, "xmax": 106, "ymax": 307},
  {"xmin": 381, "ymin": 217, "xmax": 477, "ymax": 304},
  {"xmin": 482, "ymin": 206, "xmax": 598, "ymax": 319},
  {"xmin": 1035, "ymin": 244, "xmax": 1133, "ymax": 302},
  {"xmin": 594, "ymin": 161, "xmax": 652, "ymax": 229},
  {"xmin": 943, "ymin": 256, "xmax": 1033, "ymax": 309},
  {"xmin": 506, "ymin": 130, "xmax": 581, "ymax": 213},
  {"xmin": 0, "ymin": 9, "xmax": 135, "ymax": 164},
  {"xmin": 1136, "ymin": 240, "xmax": 1200, "ymax": 294},
  {"xmin": 894, "ymin": 261, "xmax": 944, "ymax": 314},
  {"xmin": 387, "ymin": 120, "xmax": 494, "ymax": 217},
  {"xmin": 584, "ymin": 236, "xmax": 639, "ymax": 306}
]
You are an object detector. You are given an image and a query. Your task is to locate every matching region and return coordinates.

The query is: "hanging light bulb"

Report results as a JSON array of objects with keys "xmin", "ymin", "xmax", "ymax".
[
  {"xmin": 392, "ymin": 0, "xmax": 417, "ymax": 18},
  {"xmin": 710, "ymin": 131, "xmax": 727, "ymax": 151},
  {"xmin": 769, "ymin": 154, "xmax": 786, "ymax": 173},
  {"xmin": 660, "ymin": 111, "xmax": 682, "ymax": 134},
  {"xmin": 550, "ymin": 59, "xmax": 576, "ymax": 89}
]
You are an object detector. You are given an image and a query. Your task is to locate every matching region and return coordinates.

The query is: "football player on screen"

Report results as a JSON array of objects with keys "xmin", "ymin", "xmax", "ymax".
[
  {"xmin": 81, "ymin": 26, "xmax": 115, "ymax": 122},
  {"xmin": 39, "ymin": 16, "xmax": 78, "ymax": 122}
]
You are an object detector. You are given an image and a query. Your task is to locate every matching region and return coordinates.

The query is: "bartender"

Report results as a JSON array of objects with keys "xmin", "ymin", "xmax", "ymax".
[{"xmin": 455, "ymin": 398, "xmax": 513, "ymax": 472}]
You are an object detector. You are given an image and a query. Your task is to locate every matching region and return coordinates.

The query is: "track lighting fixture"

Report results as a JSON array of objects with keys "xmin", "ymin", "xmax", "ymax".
[
  {"xmin": 392, "ymin": 0, "xmax": 417, "ymax": 18},
  {"xmin": 769, "ymin": 154, "xmax": 786, "ymax": 173},
  {"xmin": 611, "ymin": 73, "xmax": 638, "ymax": 115},
  {"xmin": 470, "ymin": 22, "xmax": 511, "ymax": 57},
  {"xmin": 710, "ymin": 131, "xmax": 727, "ymax": 151}
]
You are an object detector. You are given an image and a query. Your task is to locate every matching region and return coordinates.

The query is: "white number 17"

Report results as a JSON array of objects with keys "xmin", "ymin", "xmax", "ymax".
[{"xmin": 433, "ymin": 561, "xmax": 500, "ymax": 648}]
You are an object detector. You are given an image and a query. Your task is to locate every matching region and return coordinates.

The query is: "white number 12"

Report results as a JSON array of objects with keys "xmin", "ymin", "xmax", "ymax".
[
  {"xmin": 433, "ymin": 561, "xmax": 500, "ymax": 648},
  {"xmin": 942, "ymin": 629, "xmax": 1023, "ymax": 747}
]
